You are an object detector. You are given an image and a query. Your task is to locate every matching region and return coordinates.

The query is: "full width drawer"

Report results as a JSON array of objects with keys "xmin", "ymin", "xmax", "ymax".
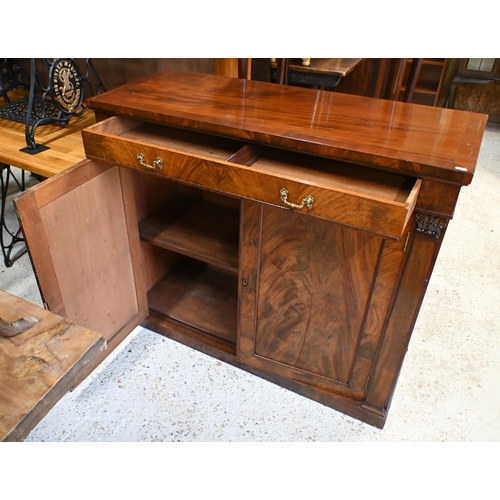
[{"xmin": 82, "ymin": 116, "xmax": 421, "ymax": 240}]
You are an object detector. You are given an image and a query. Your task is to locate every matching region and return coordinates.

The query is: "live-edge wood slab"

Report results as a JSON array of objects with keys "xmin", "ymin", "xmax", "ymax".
[{"xmin": 0, "ymin": 290, "xmax": 106, "ymax": 442}]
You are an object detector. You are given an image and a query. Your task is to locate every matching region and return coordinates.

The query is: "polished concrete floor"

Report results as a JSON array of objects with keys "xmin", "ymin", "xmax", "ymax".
[{"xmin": 1, "ymin": 123, "xmax": 499, "ymax": 442}]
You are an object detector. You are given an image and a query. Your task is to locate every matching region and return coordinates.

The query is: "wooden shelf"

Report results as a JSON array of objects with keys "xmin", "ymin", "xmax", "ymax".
[
  {"xmin": 147, "ymin": 258, "xmax": 238, "ymax": 347},
  {"xmin": 421, "ymin": 59, "xmax": 446, "ymax": 66},
  {"xmin": 397, "ymin": 58, "xmax": 449, "ymax": 106},
  {"xmin": 139, "ymin": 198, "xmax": 240, "ymax": 273}
]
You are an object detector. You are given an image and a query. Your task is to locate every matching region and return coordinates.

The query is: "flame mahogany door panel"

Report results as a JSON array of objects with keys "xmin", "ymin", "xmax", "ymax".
[{"xmin": 239, "ymin": 201, "xmax": 408, "ymax": 401}]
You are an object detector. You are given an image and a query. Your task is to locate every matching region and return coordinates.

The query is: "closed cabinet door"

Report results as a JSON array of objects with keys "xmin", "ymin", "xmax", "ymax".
[{"xmin": 239, "ymin": 201, "xmax": 408, "ymax": 400}]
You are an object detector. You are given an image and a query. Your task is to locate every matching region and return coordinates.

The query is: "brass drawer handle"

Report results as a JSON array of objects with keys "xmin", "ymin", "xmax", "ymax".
[
  {"xmin": 137, "ymin": 152, "xmax": 163, "ymax": 170},
  {"xmin": 280, "ymin": 188, "xmax": 314, "ymax": 210}
]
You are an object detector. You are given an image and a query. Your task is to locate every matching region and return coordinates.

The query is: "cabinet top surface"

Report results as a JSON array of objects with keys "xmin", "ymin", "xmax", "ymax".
[{"xmin": 86, "ymin": 69, "xmax": 487, "ymax": 184}]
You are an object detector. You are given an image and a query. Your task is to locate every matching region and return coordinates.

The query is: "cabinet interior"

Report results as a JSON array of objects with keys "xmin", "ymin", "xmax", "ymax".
[{"xmin": 131, "ymin": 170, "xmax": 240, "ymax": 354}]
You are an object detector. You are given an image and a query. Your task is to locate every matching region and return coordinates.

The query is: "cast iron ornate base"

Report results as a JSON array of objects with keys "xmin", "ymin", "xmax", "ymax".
[
  {"xmin": 0, "ymin": 164, "xmax": 26, "ymax": 267},
  {"xmin": 0, "ymin": 58, "xmax": 105, "ymax": 153}
]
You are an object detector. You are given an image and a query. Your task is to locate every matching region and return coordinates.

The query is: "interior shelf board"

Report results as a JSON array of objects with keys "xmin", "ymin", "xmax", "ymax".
[
  {"xmin": 399, "ymin": 88, "xmax": 438, "ymax": 95},
  {"xmin": 147, "ymin": 259, "xmax": 238, "ymax": 346},
  {"xmin": 139, "ymin": 199, "xmax": 240, "ymax": 273}
]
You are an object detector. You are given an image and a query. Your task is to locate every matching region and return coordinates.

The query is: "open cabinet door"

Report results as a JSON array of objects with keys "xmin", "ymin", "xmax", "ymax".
[{"xmin": 14, "ymin": 159, "xmax": 148, "ymax": 364}]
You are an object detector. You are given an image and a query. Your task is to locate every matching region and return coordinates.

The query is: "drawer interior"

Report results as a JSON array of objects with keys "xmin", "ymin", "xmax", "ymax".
[
  {"xmin": 249, "ymin": 147, "xmax": 419, "ymax": 207},
  {"xmin": 87, "ymin": 116, "xmax": 247, "ymax": 161}
]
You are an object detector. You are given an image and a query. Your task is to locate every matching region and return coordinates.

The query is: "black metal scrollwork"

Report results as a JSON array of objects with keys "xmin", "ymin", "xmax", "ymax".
[
  {"xmin": 0, "ymin": 164, "xmax": 26, "ymax": 267},
  {"xmin": 0, "ymin": 58, "xmax": 105, "ymax": 153},
  {"xmin": 1, "ymin": 59, "xmax": 29, "ymax": 105},
  {"xmin": 0, "ymin": 59, "xmax": 106, "ymax": 265}
]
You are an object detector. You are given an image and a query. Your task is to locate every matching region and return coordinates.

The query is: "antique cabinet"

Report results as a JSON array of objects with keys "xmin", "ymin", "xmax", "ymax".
[{"xmin": 15, "ymin": 69, "xmax": 486, "ymax": 428}]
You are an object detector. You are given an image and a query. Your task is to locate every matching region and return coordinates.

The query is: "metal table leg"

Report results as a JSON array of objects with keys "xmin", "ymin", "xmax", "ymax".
[{"xmin": 0, "ymin": 164, "xmax": 26, "ymax": 267}]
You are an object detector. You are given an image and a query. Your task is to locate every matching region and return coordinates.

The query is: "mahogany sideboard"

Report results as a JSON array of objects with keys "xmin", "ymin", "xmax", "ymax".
[{"xmin": 14, "ymin": 69, "xmax": 487, "ymax": 428}]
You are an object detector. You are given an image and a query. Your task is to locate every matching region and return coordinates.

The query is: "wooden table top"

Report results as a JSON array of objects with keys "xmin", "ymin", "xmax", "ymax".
[
  {"xmin": 0, "ymin": 105, "xmax": 95, "ymax": 178},
  {"xmin": 0, "ymin": 290, "xmax": 106, "ymax": 441},
  {"xmin": 272, "ymin": 58, "xmax": 363, "ymax": 77},
  {"xmin": 87, "ymin": 69, "xmax": 487, "ymax": 185}
]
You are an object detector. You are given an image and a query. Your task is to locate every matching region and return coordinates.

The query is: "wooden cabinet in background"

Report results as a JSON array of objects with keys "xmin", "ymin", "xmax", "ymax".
[
  {"xmin": 387, "ymin": 58, "xmax": 449, "ymax": 106},
  {"xmin": 332, "ymin": 58, "xmax": 449, "ymax": 106},
  {"xmin": 15, "ymin": 70, "xmax": 486, "ymax": 428},
  {"xmin": 408, "ymin": 58, "xmax": 448, "ymax": 105}
]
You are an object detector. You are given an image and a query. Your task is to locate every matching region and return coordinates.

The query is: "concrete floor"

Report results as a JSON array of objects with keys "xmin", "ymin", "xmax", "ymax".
[{"xmin": 1, "ymin": 123, "xmax": 499, "ymax": 442}]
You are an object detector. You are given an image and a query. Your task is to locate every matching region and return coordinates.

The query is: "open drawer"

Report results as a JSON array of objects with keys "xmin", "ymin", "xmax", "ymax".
[{"xmin": 82, "ymin": 116, "xmax": 421, "ymax": 240}]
